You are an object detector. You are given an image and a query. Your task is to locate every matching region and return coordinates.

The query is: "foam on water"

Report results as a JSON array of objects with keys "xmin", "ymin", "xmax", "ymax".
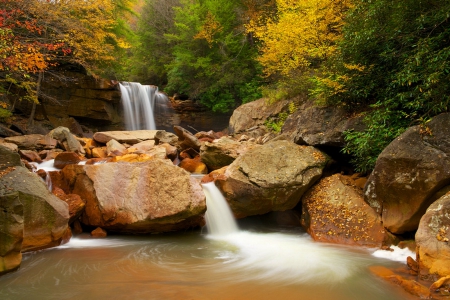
[
  {"xmin": 371, "ymin": 246, "xmax": 415, "ymax": 263},
  {"xmin": 30, "ymin": 159, "xmax": 59, "ymax": 172},
  {"xmin": 58, "ymin": 236, "xmax": 141, "ymax": 249}
]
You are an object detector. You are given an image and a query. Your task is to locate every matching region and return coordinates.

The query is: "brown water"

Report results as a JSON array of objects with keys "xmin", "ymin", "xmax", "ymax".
[{"xmin": 0, "ymin": 223, "xmax": 415, "ymax": 300}]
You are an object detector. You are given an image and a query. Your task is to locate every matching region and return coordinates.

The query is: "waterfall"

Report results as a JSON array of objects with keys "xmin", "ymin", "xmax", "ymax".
[
  {"xmin": 202, "ymin": 182, "xmax": 239, "ymax": 236},
  {"xmin": 119, "ymin": 82, "xmax": 170, "ymax": 130}
]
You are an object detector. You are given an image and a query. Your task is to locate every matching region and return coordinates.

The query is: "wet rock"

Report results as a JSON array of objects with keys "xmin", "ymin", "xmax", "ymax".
[
  {"xmin": 93, "ymin": 130, "xmax": 158, "ymax": 144},
  {"xmin": 173, "ymin": 126, "xmax": 201, "ymax": 151},
  {"xmin": 365, "ymin": 112, "xmax": 450, "ymax": 234},
  {"xmin": 91, "ymin": 227, "xmax": 107, "ymax": 238},
  {"xmin": 215, "ymin": 140, "xmax": 328, "ymax": 218},
  {"xmin": 0, "ymin": 193, "xmax": 23, "ymax": 275},
  {"xmin": 301, "ymin": 174, "xmax": 388, "ymax": 247},
  {"xmin": 54, "ymin": 152, "xmax": 82, "ymax": 169},
  {"xmin": 179, "ymin": 156, "xmax": 208, "ymax": 174},
  {"xmin": 430, "ymin": 275, "xmax": 450, "ymax": 291},
  {"xmin": 62, "ymin": 160, "xmax": 206, "ymax": 233},
  {"xmin": 52, "ymin": 187, "xmax": 85, "ymax": 224},
  {"xmin": 18, "ymin": 150, "xmax": 42, "ymax": 163},
  {"xmin": 0, "ymin": 166, "xmax": 69, "ymax": 251},
  {"xmin": 72, "ymin": 220, "xmax": 83, "ymax": 235},
  {"xmin": 200, "ymin": 137, "xmax": 259, "ymax": 171},
  {"xmin": 416, "ymin": 193, "xmax": 450, "ymax": 278}
]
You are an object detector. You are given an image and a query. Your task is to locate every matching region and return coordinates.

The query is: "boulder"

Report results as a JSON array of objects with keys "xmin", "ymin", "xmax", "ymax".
[
  {"xmin": 93, "ymin": 130, "xmax": 158, "ymax": 144},
  {"xmin": 0, "ymin": 167, "xmax": 69, "ymax": 251},
  {"xmin": 0, "ymin": 124, "xmax": 21, "ymax": 137},
  {"xmin": 47, "ymin": 127, "xmax": 85, "ymax": 154},
  {"xmin": 0, "ymin": 193, "xmax": 23, "ymax": 275},
  {"xmin": 106, "ymin": 139, "xmax": 127, "ymax": 156},
  {"xmin": 281, "ymin": 101, "xmax": 364, "ymax": 147},
  {"xmin": 0, "ymin": 145, "xmax": 23, "ymax": 170},
  {"xmin": 4, "ymin": 134, "xmax": 55, "ymax": 150},
  {"xmin": 130, "ymin": 140, "xmax": 156, "ymax": 153},
  {"xmin": 173, "ymin": 126, "xmax": 201, "ymax": 151},
  {"xmin": 62, "ymin": 160, "xmax": 206, "ymax": 233},
  {"xmin": 228, "ymin": 98, "xmax": 292, "ymax": 134},
  {"xmin": 365, "ymin": 113, "xmax": 450, "ymax": 233},
  {"xmin": 0, "ymin": 142, "xmax": 18, "ymax": 152},
  {"xmin": 155, "ymin": 130, "xmax": 178, "ymax": 145},
  {"xmin": 301, "ymin": 174, "xmax": 388, "ymax": 247},
  {"xmin": 200, "ymin": 137, "xmax": 259, "ymax": 171},
  {"xmin": 91, "ymin": 227, "xmax": 107, "ymax": 238},
  {"xmin": 19, "ymin": 150, "xmax": 42, "ymax": 163},
  {"xmin": 416, "ymin": 193, "xmax": 450, "ymax": 279},
  {"xmin": 215, "ymin": 140, "xmax": 329, "ymax": 218},
  {"xmin": 54, "ymin": 152, "xmax": 82, "ymax": 169},
  {"xmin": 52, "ymin": 187, "xmax": 85, "ymax": 224}
]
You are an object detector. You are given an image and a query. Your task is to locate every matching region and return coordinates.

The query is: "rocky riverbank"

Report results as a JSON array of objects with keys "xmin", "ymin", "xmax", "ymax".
[{"xmin": 1, "ymin": 98, "xmax": 450, "ymax": 298}]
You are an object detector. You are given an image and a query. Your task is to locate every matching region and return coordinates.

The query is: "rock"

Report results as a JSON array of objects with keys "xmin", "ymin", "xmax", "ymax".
[
  {"xmin": 416, "ymin": 193, "xmax": 450, "ymax": 279},
  {"xmin": 47, "ymin": 116, "xmax": 84, "ymax": 137},
  {"xmin": 0, "ymin": 124, "xmax": 21, "ymax": 137},
  {"xmin": 0, "ymin": 193, "xmax": 23, "ymax": 275},
  {"xmin": 430, "ymin": 275, "xmax": 450, "ymax": 291},
  {"xmin": 0, "ymin": 142, "xmax": 18, "ymax": 152},
  {"xmin": 145, "ymin": 145, "xmax": 168, "ymax": 160},
  {"xmin": 301, "ymin": 174, "xmax": 388, "ymax": 247},
  {"xmin": 173, "ymin": 126, "xmax": 201, "ymax": 151},
  {"xmin": 281, "ymin": 100, "xmax": 364, "ymax": 147},
  {"xmin": 159, "ymin": 143, "xmax": 178, "ymax": 160},
  {"xmin": 155, "ymin": 130, "xmax": 178, "ymax": 145},
  {"xmin": 4, "ymin": 134, "xmax": 46, "ymax": 150},
  {"xmin": 130, "ymin": 140, "xmax": 156, "ymax": 152},
  {"xmin": 215, "ymin": 140, "xmax": 328, "ymax": 218},
  {"xmin": 78, "ymin": 138, "xmax": 99, "ymax": 158},
  {"xmin": 93, "ymin": 130, "xmax": 158, "ymax": 144},
  {"xmin": 91, "ymin": 147, "xmax": 107, "ymax": 158},
  {"xmin": 229, "ymin": 98, "xmax": 292, "ymax": 134},
  {"xmin": 47, "ymin": 127, "xmax": 85, "ymax": 154},
  {"xmin": 365, "ymin": 112, "xmax": 450, "ymax": 233},
  {"xmin": 179, "ymin": 156, "xmax": 208, "ymax": 174},
  {"xmin": 52, "ymin": 187, "xmax": 85, "ymax": 224},
  {"xmin": 195, "ymin": 130, "xmax": 224, "ymax": 140},
  {"xmin": 19, "ymin": 150, "xmax": 42, "ymax": 163},
  {"xmin": 0, "ymin": 166, "xmax": 69, "ymax": 251},
  {"xmin": 54, "ymin": 152, "xmax": 82, "ymax": 169},
  {"xmin": 200, "ymin": 137, "xmax": 259, "ymax": 171},
  {"xmin": 369, "ymin": 266, "xmax": 431, "ymax": 299},
  {"xmin": 0, "ymin": 145, "xmax": 23, "ymax": 170},
  {"xmin": 91, "ymin": 227, "xmax": 107, "ymax": 238},
  {"xmin": 106, "ymin": 139, "xmax": 127, "ymax": 156},
  {"xmin": 61, "ymin": 160, "xmax": 206, "ymax": 233},
  {"xmin": 407, "ymin": 256, "xmax": 419, "ymax": 274},
  {"xmin": 110, "ymin": 153, "xmax": 154, "ymax": 163}
]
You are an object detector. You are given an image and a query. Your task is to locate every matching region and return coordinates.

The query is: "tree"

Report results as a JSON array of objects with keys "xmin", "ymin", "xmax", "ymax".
[{"xmin": 315, "ymin": 0, "xmax": 450, "ymax": 172}]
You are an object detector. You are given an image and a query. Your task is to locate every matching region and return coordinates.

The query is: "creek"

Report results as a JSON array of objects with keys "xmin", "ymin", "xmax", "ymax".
[{"xmin": 0, "ymin": 183, "xmax": 415, "ymax": 300}]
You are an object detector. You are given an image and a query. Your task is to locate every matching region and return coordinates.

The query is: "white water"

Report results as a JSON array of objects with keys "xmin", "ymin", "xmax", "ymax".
[
  {"xmin": 119, "ymin": 82, "xmax": 170, "ymax": 130},
  {"xmin": 372, "ymin": 246, "xmax": 415, "ymax": 262}
]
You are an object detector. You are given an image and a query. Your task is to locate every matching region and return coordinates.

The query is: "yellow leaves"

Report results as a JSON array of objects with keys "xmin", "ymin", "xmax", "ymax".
[
  {"xmin": 247, "ymin": 0, "xmax": 352, "ymax": 77},
  {"xmin": 194, "ymin": 12, "xmax": 223, "ymax": 48}
]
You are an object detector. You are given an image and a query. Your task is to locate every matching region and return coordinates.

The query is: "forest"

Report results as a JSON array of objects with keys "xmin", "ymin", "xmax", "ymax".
[{"xmin": 0, "ymin": 0, "xmax": 449, "ymax": 172}]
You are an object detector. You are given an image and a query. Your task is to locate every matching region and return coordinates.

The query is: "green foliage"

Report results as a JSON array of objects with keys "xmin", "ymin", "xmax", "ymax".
[
  {"xmin": 315, "ymin": 0, "xmax": 450, "ymax": 171},
  {"xmin": 264, "ymin": 101, "xmax": 296, "ymax": 132},
  {"xmin": 161, "ymin": 0, "xmax": 263, "ymax": 112},
  {"xmin": 0, "ymin": 107, "xmax": 12, "ymax": 122}
]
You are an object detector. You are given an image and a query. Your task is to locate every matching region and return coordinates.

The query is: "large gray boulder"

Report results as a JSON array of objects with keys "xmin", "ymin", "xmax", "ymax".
[
  {"xmin": 0, "ymin": 193, "xmax": 23, "ymax": 275},
  {"xmin": 0, "ymin": 145, "xmax": 23, "ymax": 170},
  {"xmin": 365, "ymin": 113, "xmax": 450, "ymax": 234},
  {"xmin": 416, "ymin": 193, "xmax": 450, "ymax": 279},
  {"xmin": 0, "ymin": 167, "xmax": 69, "ymax": 251},
  {"xmin": 215, "ymin": 140, "xmax": 329, "ymax": 218},
  {"xmin": 281, "ymin": 100, "xmax": 364, "ymax": 147},
  {"xmin": 228, "ymin": 98, "xmax": 292, "ymax": 134},
  {"xmin": 60, "ymin": 160, "xmax": 206, "ymax": 233}
]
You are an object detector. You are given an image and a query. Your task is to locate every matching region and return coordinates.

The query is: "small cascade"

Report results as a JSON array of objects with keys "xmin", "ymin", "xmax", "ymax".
[
  {"xmin": 202, "ymin": 182, "xmax": 239, "ymax": 235},
  {"xmin": 119, "ymin": 82, "xmax": 170, "ymax": 130},
  {"xmin": 45, "ymin": 171, "xmax": 53, "ymax": 192}
]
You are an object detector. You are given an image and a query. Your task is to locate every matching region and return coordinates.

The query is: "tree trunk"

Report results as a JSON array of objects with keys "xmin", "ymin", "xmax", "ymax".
[{"xmin": 27, "ymin": 71, "xmax": 43, "ymax": 129}]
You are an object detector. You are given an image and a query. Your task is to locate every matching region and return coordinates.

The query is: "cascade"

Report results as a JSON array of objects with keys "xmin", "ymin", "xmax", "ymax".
[
  {"xmin": 119, "ymin": 82, "xmax": 170, "ymax": 130},
  {"xmin": 202, "ymin": 182, "xmax": 239, "ymax": 235}
]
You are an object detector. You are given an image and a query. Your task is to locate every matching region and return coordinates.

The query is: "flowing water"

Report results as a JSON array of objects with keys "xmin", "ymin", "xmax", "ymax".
[
  {"xmin": 0, "ymin": 183, "xmax": 415, "ymax": 300},
  {"xmin": 119, "ymin": 82, "xmax": 171, "ymax": 130}
]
